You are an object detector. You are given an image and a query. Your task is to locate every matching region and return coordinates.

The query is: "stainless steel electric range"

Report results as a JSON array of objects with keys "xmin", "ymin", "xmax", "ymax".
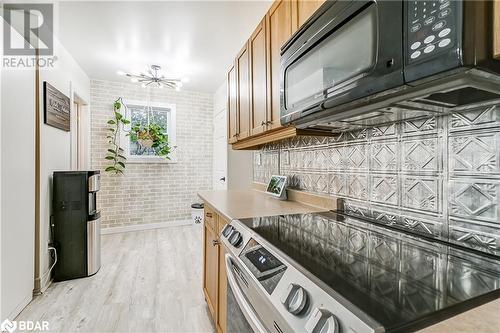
[{"xmin": 220, "ymin": 211, "xmax": 500, "ymax": 333}]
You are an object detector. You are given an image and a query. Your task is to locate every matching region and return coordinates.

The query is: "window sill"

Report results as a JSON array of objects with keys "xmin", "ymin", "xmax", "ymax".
[{"xmin": 126, "ymin": 157, "xmax": 178, "ymax": 164}]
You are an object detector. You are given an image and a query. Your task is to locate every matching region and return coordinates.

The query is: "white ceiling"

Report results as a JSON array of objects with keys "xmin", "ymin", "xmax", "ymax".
[{"xmin": 57, "ymin": 1, "xmax": 272, "ymax": 93}]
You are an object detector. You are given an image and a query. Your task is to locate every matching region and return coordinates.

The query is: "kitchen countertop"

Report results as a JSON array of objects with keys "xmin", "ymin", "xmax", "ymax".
[
  {"xmin": 198, "ymin": 189, "xmax": 500, "ymax": 332},
  {"xmin": 417, "ymin": 298, "xmax": 500, "ymax": 333},
  {"xmin": 197, "ymin": 189, "xmax": 327, "ymax": 222}
]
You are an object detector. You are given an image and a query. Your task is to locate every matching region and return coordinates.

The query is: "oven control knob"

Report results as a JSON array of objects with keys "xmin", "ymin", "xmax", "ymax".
[
  {"xmin": 281, "ymin": 284, "xmax": 309, "ymax": 315},
  {"xmin": 305, "ymin": 308, "xmax": 339, "ymax": 333},
  {"xmin": 221, "ymin": 224, "xmax": 234, "ymax": 238},
  {"xmin": 228, "ymin": 230, "xmax": 242, "ymax": 247}
]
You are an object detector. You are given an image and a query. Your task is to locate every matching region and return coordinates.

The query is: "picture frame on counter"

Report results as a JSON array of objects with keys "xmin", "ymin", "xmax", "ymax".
[
  {"xmin": 43, "ymin": 81, "xmax": 70, "ymax": 131},
  {"xmin": 266, "ymin": 175, "xmax": 287, "ymax": 200}
]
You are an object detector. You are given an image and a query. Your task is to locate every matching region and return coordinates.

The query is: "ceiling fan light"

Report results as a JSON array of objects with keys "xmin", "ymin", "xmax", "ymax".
[
  {"xmin": 176, "ymin": 81, "xmax": 183, "ymax": 88},
  {"xmin": 117, "ymin": 70, "xmax": 125, "ymax": 76},
  {"xmin": 141, "ymin": 83, "xmax": 147, "ymax": 88},
  {"xmin": 130, "ymin": 78, "xmax": 139, "ymax": 83},
  {"xmin": 158, "ymin": 83, "xmax": 164, "ymax": 89},
  {"xmin": 175, "ymin": 86, "xmax": 181, "ymax": 92},
  {"xmin": 181, "ymin": 77, "xmax": 190, "ymax": 83}
]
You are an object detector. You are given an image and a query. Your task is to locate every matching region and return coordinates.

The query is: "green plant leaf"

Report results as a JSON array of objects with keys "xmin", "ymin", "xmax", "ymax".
[
  {"xmin": 107, "ymin": 120, "xmax": 116, "ymax": 125},
  {"xmin": 107, "ymin": 149, "xmax": 117, "ymax": 154},
  {"xmin": 105, "ymin": 166, "xmax": 116, "ymax": 172},
  {"xmin": 105, "ymin": 156, "xmax": 115, "ymax": 160},
  {"xmin": 121, "ymin": 119, "xmax": 130, "ymax": 125},
  {"xmin": 117, "ymin": 161, "xmax": 125, "ymax": 168},
  {"xmin": 118, "ymin": 154, "xmax": 127, "ymax": 160}
]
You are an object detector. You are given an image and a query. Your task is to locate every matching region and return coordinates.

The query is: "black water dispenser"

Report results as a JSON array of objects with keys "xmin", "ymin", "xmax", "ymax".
[{"xmin": 53, "ymin": 171, "xmax": 101, "ymax": 281}]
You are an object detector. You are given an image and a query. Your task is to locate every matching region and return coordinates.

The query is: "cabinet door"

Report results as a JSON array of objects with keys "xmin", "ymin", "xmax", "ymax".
[
  {"xmin": 293, "ymin": 0, "xmax": 326, "ymax": 32},
  {"xmin": 249, "ymin": 18, "xmax": 269, "ymax": 136},
  {"xmin": 216, "ymin": 217, "xmax": 229, "ymax": 333},
  {"xmin": 267, "ymin": 0, "xmax": 293, "ymax": 130},
  {"xmin": 203, "ymin": 223, "xmax": 218, "ymax": 320},
  {"xmin": 495, "ymin": 0, "xmax": 500, "ymax": 59},
  {"xmin": 227, "ymin": 65, "xmax": 238, "ymax": 143},
  {"xmin": 236, "ymin": 44, "xmax": 251, "ymax": 140}
]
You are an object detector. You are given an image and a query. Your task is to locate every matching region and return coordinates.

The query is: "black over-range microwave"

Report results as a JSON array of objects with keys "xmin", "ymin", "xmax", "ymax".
[{"xmin": 280, "ymin": 0, "xmax": 500, "ymax": 131}]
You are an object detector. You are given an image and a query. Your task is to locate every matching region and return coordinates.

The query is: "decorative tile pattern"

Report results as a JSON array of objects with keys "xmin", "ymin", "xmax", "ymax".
[
  {"xmin": 371, "ymin": 175, "xmax": 398, "ymax": 206},
  {"xmin": 346, "ymin": 144, "xmax": 369, "ymax": 170},
  {"xmin": 371, "ymin": 141, "xmax": 397, "ymax": 171},
  {"xmin": 449, "ymin": 104, "xmax": 500, "ymax": 131},
  {"xmin": 346, "ymin": 174, "xmax": 368, "ymax": 200},
  {"xmin": 253, "ymin": 105, "xmax": 500, "ymax": 256},
  {"xmin": 450, "ymin": 180, "xmax": 498, "ymax": 222},
  {"xmin": 450, "ymin": 134, "xmax": 498, "ymax": 175},
  {"xmin": 449, "ymin": 219, "xmax": 499, "ymax": 254},
  {"xmin": 402, "ymin": 117, "xmax": 437, "ymax": 136},
  {"xmin": 402, "ymin": 177, "xmax": 439, "ymax": 213},
  {"xmin": 403, "ymin": 139, "xmax": 439, "ymax": 172}
]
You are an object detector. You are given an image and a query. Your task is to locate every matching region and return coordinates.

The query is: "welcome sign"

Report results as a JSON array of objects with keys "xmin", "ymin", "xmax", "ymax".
[{"xmin": 43, "ymin": 82, "xmax": 70, "ymax": 131}]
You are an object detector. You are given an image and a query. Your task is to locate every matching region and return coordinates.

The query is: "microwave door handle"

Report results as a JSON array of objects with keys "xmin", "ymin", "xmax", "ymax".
[{"xmin": 225, "ymin": 254, "xmax": 268, "ymax": 333}]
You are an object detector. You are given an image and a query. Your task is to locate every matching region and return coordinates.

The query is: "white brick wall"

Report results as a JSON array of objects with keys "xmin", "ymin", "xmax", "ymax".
[{"xmin": 90, "ymin": 79, "xmax": 213, "ymax": 228}]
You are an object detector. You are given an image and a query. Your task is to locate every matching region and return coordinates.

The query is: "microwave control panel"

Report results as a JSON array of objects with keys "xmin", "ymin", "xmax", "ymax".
[{"xmin": 406, "ymin": 0, "xmax": 457, "ymax": 63}]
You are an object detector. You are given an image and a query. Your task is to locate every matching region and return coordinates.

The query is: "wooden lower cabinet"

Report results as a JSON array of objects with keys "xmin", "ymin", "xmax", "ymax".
[
  {"xmin": 202, "ymin": 204, "xmax": 228, "ymax": 333},
  {"xmin": 203, "ymin": 220, "xmax": 218, "ymax": 320}
]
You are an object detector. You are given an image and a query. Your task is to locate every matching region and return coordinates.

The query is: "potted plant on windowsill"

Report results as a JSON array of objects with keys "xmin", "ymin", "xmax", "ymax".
[{"xmin": 130, "ymin": 123, "xmax": 171, "ymax": 159}]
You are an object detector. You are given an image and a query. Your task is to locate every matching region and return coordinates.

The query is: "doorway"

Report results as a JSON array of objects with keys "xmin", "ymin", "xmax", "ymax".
[
  {"xmin": 71, "ymin": 93, "xmax": 90, "ymax": 170},
  {"xmin": 213, "ymin": 84, "xmax": 228, "ymax": 190}
]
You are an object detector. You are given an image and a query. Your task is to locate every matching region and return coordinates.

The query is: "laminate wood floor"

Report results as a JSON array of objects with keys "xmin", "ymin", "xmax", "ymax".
[{"xmin": 16, "ymin": 226, "xmax": 215, "ymax": 333}]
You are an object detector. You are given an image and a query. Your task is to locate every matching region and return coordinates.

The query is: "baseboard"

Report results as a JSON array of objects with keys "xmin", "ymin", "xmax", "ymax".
[{"xmin": 101, "ymin": 219, "xmax": 193, "ymax": 235}]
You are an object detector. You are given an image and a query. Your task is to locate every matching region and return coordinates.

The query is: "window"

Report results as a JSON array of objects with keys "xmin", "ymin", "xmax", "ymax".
[{"xmin": 121, "ymin": 100, "xmax": 177, "ymax": 163}]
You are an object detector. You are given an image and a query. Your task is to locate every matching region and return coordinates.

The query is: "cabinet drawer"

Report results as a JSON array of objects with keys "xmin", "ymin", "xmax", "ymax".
[{"xmin": 204, "ymin": 206, "xmax": 217, "ymax": 231}]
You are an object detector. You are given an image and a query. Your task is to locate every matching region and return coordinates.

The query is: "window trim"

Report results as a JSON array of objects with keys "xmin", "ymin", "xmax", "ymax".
[{"xmin": 120, "ymin": 99, "xmax": 177, "ymax": 164}]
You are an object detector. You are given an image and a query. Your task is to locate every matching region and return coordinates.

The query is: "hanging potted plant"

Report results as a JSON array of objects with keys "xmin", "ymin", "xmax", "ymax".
[
  {"xmin": 130, "ymin": 122, "xmax": 171, "ymax": 159},
  {"xmin": 104, "ymin": 98, "xmax": 130, "ymax": 174}
]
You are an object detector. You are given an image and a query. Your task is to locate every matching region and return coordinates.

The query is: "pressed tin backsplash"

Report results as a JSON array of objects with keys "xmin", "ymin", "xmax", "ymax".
[{"xmin": 254, "ymin": 103, "xmax": 500, "ymax": 257}]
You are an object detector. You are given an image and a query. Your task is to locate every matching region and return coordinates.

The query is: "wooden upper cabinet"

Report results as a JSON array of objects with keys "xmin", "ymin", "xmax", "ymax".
[
  {"xmin": 267, "ymin": 0, "xmax": 293, "ymax": 130},
  {"xmin": 227, "ymin": 66, "xmax": 238, "ymax": 144},
  {"xmin": 236, "ymin": 44, "xmax": 251, "ymax": 140},
  {"xmin": 249, "ymin": 18, "xmax": 269, "ymax": 136},
  {"xmin": 292, "ymin": 0, "xmax": 326, "ymax": 32},
  {"xmin": 494, "ymin": 0, "xmax": 500, "ymax": 59}
]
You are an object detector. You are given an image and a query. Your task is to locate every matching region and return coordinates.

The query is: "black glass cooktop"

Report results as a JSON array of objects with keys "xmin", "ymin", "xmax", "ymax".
[{"xmin": 239, "ymin": 212, "xmax": 500, "ymax": 332}]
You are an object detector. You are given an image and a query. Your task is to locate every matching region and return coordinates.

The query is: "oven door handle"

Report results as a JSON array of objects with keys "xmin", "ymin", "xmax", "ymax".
[{"xmin": 225, "ymin": 254, "xmax": 268, "ymax": 333}]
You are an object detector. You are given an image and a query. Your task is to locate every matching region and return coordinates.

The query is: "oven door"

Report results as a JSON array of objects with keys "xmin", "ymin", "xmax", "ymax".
[
  {"xmin": 225, "ymin": 254, "xmax": 267, "ymax": 333},
  {"xmin": 280, "ymin": 0, "xmax": 404, "ymax": 125}
]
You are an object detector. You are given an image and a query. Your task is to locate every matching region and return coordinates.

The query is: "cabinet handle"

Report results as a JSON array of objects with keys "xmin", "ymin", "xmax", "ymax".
[
  {"xmin": 212, "ymin": 239, "xmax": 220, "ymax": 246},
  {"xmin": 261, "ymin": 121, "xmax": 266, "ymax": 126},
  {"xmin": 266, "ymin": 121, "xmax": 272, "ymax": 125},
  {"xmin": 206, "ymin": 212, "xmax": 213, "ymax": 218}
]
